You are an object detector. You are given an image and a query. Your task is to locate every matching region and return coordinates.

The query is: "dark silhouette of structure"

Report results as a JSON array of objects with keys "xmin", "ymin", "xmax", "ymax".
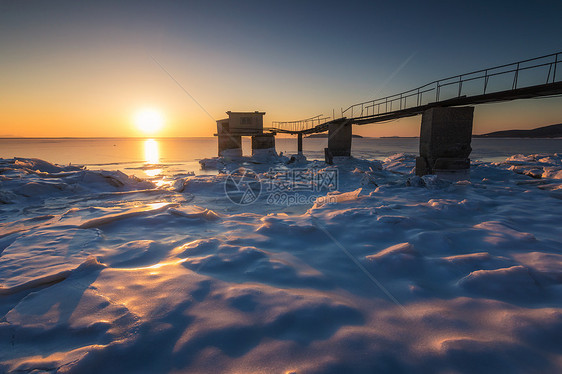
[
  {"xmin": 215, "ymin": 111, "xmax": 275, "ymax": 157},
  {"xmin": 269, "ymin": 52, "xmax": 562, "ymax": 175},
  {"xmin": 215, "ymin": 52, "xmax": 562, "ymax": 176}
]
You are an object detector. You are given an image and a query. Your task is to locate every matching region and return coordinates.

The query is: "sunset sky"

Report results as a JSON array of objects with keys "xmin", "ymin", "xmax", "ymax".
[{"xmin": 1, "ymin": 0, "xmax": 561, "ymax": 138}]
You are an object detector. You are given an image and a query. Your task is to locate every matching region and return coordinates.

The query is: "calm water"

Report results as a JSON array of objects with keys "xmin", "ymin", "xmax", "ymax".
[{"xmin": 1, "ymin": 137, "xmax": 561, "ymax": 177}]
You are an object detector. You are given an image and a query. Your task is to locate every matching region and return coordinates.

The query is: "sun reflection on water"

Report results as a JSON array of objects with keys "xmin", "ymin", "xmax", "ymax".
[{"xmin": 144, "ymin": 139, "xmax": 162, "ymax": 177}]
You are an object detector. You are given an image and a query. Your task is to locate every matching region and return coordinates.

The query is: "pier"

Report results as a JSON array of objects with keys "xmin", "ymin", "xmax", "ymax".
[{"xmin": 218, "ymin": 52, "xmax": 562, "ymax": 176}]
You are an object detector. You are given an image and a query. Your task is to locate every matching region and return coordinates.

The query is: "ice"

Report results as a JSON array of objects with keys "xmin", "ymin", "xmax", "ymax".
[
  {"xmin": 496, "ymin": 153, "xmax": 562, "ymax": 180},
  {"xmin": 314, "ymin": 188, "xmax": 363, "ymax": 207},
  {"xmin": 1, "ymin": 155, "xmax": 562, "ymax": 373},
  {"xmin": 78, "ymin": 202, "xmax": 177, "ymax": 229},
  {"xmin": 11, "ymin": 157, "xmax": 83, "ymax": 173},
  {"xmin": 199, "ymin": 153, "xmax": 289, "ymax": 172},
  {"xmin": 543, "ymin": 168, "xmax": 562, "ymax": 179},
  {"xmin": 383, "ymin": 153, "xmax": 416, "ymax": 174},
  {"xmin": 0, "ymin": 158, "xmax": 155, "ymax": 210},
  {"xmin": 0, "ymin": 229, "xmax": 102, "ymax": 293},
  {"xmin": 169, "ymin": 206, "xmax": 222, "ymax": 221}
]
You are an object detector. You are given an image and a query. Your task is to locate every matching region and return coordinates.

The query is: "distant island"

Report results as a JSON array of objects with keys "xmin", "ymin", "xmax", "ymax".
[
  {"xmin": 380, "ymin": 136, "xmax": 419, "ymax": 139},
  {"xmin": 302, "ymin": 124, "xmax": 562, "ymax": 139},
  {"xmin": 306, "ymin": 134, "xmax": 363, "ymax": 138},
  {"xmin": 475, "ymin": 123, "xmax": 562, "ymax": 138}
]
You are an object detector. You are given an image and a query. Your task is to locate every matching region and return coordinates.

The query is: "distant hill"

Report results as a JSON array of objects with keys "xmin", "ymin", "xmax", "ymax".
[
  {"xmin": 380, "ymin": 136, "xmax": 419, "ymax": 138},
  {"xmin": 306, "ymin": 134, "xmax": 363, "ymax": 138},
  {"xmin": 475, "ymin": 123, "xmax": 562, "ymax": 138}
]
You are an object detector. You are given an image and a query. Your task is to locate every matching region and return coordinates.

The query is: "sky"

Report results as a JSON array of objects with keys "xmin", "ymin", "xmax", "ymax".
[{"xmin": 1, "ymin": 0, "xmax": 561, "ymax": 138}]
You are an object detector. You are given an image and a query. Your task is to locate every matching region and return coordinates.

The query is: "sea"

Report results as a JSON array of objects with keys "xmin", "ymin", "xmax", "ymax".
[{"xmin": 1, "ymin": 137, "xmax": 561, "ymax": 178}]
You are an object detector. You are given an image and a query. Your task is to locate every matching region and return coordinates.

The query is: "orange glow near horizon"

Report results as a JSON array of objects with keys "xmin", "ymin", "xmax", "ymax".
[{"xmin": 0, "ymin": 94, "xmax": 561, "ymax": 138}]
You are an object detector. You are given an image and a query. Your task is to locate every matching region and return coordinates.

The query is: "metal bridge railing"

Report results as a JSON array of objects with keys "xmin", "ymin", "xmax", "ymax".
[
  {"xmin": 271, "ymin": 114, "xmax": 331, "ymax": 132},
  {"xmin": 342, "ymin": 51, "xmax": 562, "ymax": 119}
]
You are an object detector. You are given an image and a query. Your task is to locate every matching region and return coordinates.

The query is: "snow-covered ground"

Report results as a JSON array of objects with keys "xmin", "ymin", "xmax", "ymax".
[{"xmin": 1, "ymin": 154, "xmax": 562, "ymax": 373}]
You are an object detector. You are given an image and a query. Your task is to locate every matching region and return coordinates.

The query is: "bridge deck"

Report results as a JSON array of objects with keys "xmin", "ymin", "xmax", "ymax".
[
  {"xmin": 352, "ymin": 81, "xmax": 562, "ymax": 126},
  {"xmin": 269, "ymin": 52, "xmax": 562, "ymax": 135}
]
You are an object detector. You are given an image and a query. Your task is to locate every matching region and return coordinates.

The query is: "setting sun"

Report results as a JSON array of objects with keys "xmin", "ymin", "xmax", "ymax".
[{"xmin": 134, "ymin": 108, "xmax": 164, "ymax": 135}]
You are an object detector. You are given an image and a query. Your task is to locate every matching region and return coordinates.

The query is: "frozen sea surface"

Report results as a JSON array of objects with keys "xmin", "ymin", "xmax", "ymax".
[{"xmin": 1, "ymin": 154, "xmax": 562, "ymax": 373}]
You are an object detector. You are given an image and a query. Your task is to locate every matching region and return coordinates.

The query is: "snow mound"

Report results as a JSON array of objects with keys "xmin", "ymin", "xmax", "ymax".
[
  {"xmin": 199, "ymin": 153, "xmax": 289, "ymax": 171},
  {"xmin": 11, "ymin": 157, "xmax": 83, "ymax": 173},
  {"xmin": 474, "ymin": 221, "xmax": 536, "ymax": 243},
  {"xmin": 383, "ymin": 153, "xmax": 416, "ymax": 174},
  {"xmin": 365, "ymin": 242, "xmax": 421, "ymax": 276},
  {"xmin": 513, "ymin": 252, "xmax": 562, "ymax": 283},
  {"xmin": 0, "ymin": 158, "xmax": 155, "ymax": 206},
  {"xmin": 458, "ymin": 265, "xmax": 542, "ymax": 301},
  {"xmin": 313, "ymin": 188, "xmax": 363, "ymax": 208}
]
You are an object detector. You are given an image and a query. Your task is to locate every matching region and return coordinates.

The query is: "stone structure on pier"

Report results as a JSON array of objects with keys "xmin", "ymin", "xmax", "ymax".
[
  {"xmin": 215, "ymin": 111, "xmax": 276, "ymax": 157},
  {"xmin": 415, "ymin": 106, "xmax": 474, "ymax": 177},
  {"xmin": 324, "ymin": 119, "xmax": 353, "ymax": 164}
]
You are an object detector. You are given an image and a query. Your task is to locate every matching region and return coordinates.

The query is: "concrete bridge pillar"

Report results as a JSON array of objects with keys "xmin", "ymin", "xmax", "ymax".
[
  {"xmin": 218, "ymin": 134, "xmax": 242, "ymax": 157},
  {"xmin": 325, "ymin": 120, "xmax": 352, "ymax": 163},
  {"xmin": 251, "ymin": 133, "xmax": 276, "ymax": 156},
  {"xmin": 416, "ymin": 106, "xmax": 474, "ymax": 177},
  {"xmin": 297, "ymin": 133, "xmax": 303, "ymax": 154}
]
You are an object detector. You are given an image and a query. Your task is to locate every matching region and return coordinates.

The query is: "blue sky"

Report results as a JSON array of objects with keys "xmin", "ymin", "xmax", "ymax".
[{"xmin": 1, "ymin": 0, "xmax": 561, "ymax": 137}]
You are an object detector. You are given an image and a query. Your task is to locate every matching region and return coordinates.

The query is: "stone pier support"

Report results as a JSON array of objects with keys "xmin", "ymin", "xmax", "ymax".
[
  {"xmin": 218, "ymin": 134, "xmax": 242, "ymax": 157},
  {"xmin": 325, "ymin": 120, "xmax": 352, "ymax": 163},
  {"xmin": 251, "ymin": 133, "xmax": 276, "ymax": 156},
  {"xmin": 416, "ymin": 106, "xmax": 474, "ymax": 177},
  {"xmin": 297, "ymin": 133, "xmax": 303, "ymax": 154}
]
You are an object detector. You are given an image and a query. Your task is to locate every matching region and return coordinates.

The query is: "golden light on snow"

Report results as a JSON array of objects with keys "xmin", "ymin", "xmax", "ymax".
[{"xmin": 134, "ymin": 108, "xmax": 164, "ymax": 135}]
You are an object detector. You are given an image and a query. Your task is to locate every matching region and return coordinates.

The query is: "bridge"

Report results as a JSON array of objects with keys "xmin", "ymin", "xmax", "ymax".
[{"xmin": 266, "ymin": 51, "xmax": 562, "ymax": 175}]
